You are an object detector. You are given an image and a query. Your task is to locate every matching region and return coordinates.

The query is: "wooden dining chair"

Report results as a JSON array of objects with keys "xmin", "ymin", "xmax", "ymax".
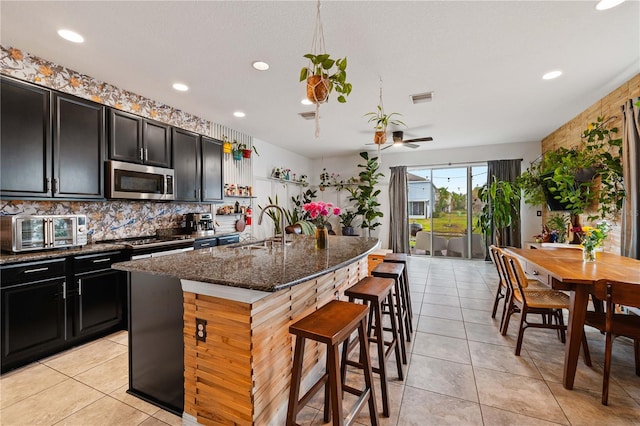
[
  {"xmin": 584, "ymin": 279, "xmax": 640, "ymax": 406},
  {"xmin": 489, "ymin": 246, "xmax": 549, "ymax": 333},
  {"xmin": 502, "ymin": 253, "xmax": 573, "ymax": 355}
]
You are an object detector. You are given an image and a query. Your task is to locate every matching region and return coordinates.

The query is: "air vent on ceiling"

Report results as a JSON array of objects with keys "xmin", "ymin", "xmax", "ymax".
[
  {"xmin": 299, "ymin": 111, "xmax": 317, "ymax": 120},
  {"xmin": 410, "ymin": 91, "xmax": 433, "ymax": 104}
]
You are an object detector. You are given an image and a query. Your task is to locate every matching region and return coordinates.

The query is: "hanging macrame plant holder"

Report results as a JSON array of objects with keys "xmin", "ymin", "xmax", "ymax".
[
  {"xmin": 306, "ymin": 0, "xmax": 329, "ymax": 138},
  {"xmin": 373, "ymin": 81, "xmax": 387, "ymax": 157}
]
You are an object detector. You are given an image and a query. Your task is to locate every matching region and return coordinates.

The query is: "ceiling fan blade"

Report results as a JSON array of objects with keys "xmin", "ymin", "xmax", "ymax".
[
  {"xmin": 404, "ymin": 136, "xmax": 433, "ymax": 143},
  {"xmin": 405, "ymin": 143, "xmax": 420, "ymax": 149},
  {"xmin": 381, "ymin": 144, "xmax": 393, "ymax": 151}
]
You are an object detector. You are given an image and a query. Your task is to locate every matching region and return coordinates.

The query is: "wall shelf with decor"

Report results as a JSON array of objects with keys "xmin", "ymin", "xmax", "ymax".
[{"xmin": 268, "ymin": 177, "xmax": 308, "ymax": 186}]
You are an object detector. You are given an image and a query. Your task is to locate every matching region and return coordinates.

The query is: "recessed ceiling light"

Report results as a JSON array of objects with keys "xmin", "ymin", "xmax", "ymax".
[
  {"xmin": 596, "ymin": 0, "xmax": 625, "ymax": 11},
  {"xmin": 172, "ymin": 83, "xmax": 189, "ymax": 92},
  {"xmin": 57, "ymin": 29, "xmax": 84, "ymax": 43},
  {"xmin": 252, "ymin": 61, "xmax": 270, "ymax": 71},
  {"xmin": 233, "ymin": 111, "xmax": 246, "ymax": 118},
  {"xmin": 301, "ymin": 98, "xmax": 313, "ymax": 105},
  {"xmin": 542, "ymin": 70, "xmax": 562, "ymax": 80}
]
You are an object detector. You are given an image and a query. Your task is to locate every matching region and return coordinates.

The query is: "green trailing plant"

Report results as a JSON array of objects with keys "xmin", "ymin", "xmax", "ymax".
[
  {"xmin": 299, "ymin": 53, "xmax": 352, "ymax": 103},
  {"xmin": 478, "ymin": 176, "xmax": 521, "ymax": 247},
  {"xmin": 517, "ymin": 116, "xmax": 624, "ymax": 220},
  {"xmin": 346, "ymin": 152, "xmax": 384, "ymax": 237}
]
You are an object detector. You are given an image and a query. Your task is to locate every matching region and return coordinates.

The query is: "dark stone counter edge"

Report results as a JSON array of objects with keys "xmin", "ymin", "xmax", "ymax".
[{"xmin": 115, "ymin": 243, "xmax": 379, "ymax": 293}]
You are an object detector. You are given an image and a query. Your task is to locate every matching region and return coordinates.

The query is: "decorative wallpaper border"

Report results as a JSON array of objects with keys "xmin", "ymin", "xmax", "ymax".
[{"xmin": 1, "ymin": 45, "xmax": 210, "ymax": 135}]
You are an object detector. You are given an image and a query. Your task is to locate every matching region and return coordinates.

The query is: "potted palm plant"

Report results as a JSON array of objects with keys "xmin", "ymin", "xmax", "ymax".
[
  {"xmin": 300, "ymin": 53, "xmax": 352, "ymax": 104},
  {"xmin": 363, "ymin": 105, "xmax": 405, "ymax": 145}
]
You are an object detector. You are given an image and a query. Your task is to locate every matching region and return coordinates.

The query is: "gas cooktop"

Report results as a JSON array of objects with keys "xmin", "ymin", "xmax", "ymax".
[{"xmin": 96, "ymin": 235, "xmax": 194, "ymax": 249}]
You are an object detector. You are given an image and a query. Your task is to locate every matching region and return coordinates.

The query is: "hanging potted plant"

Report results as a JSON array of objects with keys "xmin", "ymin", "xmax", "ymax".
[
  {"xmin": 299, "ymin": 1, "xmax": 352, "ymax": 138},
  {"xmin": 300, "ymin": 53, "xmax": 352, "ymax": 104},
  {"xmin": 231, "ymin": 140, "xmax": 243, "ymax": 161},
  {"xmin": 363, "ymin": 105, "xmax": 405, "ymax": 145},
  {"xmin": 319, "ymin": 168, "xmax": 330, "ymax": 191},
  {"xmin": 222, "ymin": 136, "xmax": 233, "ymax": 154},
  {"xmin": 237, "ymin": 143, "xmax": 259, "ymax": 159}
]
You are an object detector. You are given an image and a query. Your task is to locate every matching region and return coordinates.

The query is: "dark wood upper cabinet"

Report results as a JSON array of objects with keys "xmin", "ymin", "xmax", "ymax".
[
  {"xmin": 1, "ymin": 77, "xmax": 105, "ymax": 199},
  {"xmin": 53, "ymin": 94, "xmax": 105, "ymax": 199},
  {"xmin": 0, "ymin": 77, "xmax": 51, "ymax": 197},
  {"xmin": 172, "ymin": 128, "xmax": 200, "ymax": 202},
  {"xmin": 109, "ymin": 109, "xmax": 171, "ymax": 168},
  {"xmin": 201, "ymin": 136, "xmax": 223, "ymax": 203}
]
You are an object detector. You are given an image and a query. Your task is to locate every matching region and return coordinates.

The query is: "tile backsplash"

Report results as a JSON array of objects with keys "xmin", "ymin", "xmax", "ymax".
[{"xmin": 0, "ymin": 200, "xmax": 210, "ymax": 241}]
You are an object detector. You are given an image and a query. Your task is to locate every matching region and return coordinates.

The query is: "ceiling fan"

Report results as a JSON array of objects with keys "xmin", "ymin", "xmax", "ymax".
[{"xmin": 381, "ymin": 130, "xmax": 433, "ymax": 150}]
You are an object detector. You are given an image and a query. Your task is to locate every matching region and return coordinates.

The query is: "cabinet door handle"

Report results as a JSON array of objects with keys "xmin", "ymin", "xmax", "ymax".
[
  {"xmin": 139, "ymin": 147, "xmax": 144, "ymax": 161},
  {"xmin": 53, "ymin": 178, "xmax": 59, "ymax": 194},
  {"xmin": 23, "ymin": 267, "xmax": 49, "ymax": 274},
  {"xmin": 144, "ymin": 148, "xmax": 148, "ymax": 161},
  {"xmin": 91, "ymin": 258, "xmax": 111, "ymax": 264},
  {"xmin": 63, "ymin": 281, "xmax": 67, "ymax": 299},
  {"xmin": 46, "ymin": 177, "xmax": 52, "ymax": 192},
  {"xmin": 78, "ymin": 279, "xmax": 82, "ymax": 296},
  {"xmin": 198, "ymin": 189, "xmax": 201, "ymax": 199},
  {"xmin": 200, "ymin": 243, "xmax": 211, "ymax": 247}
]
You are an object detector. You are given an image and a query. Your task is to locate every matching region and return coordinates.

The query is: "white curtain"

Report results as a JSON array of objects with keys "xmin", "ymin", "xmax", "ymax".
[{"xmin": 621, "ymin": 98, "xmax": 640, "ymax": 259}]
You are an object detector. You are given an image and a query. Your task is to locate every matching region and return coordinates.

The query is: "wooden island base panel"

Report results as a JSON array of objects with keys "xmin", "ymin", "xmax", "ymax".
[
  {"xmin": 182, "ymin": 257, "xmax": 368, "ymax": 425},
  {"xmin": 113, "ymin": 235, "xmax": 380, "ymax": 425}
]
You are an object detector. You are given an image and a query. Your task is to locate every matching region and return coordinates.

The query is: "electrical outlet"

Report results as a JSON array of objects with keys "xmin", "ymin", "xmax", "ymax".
[
  {"xmin": 196, "ymin": 318, "xmax": 207, "ymax": 342},
  {"xmin": 537, "ymin": 210, "xmax": 542, "ymax": 217}
]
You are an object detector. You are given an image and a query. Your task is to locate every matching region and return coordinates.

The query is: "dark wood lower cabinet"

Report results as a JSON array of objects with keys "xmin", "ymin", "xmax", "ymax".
[
  {"xmin": 0, "ymin": 252, "xmax": 128, "ymax": 373},
  {"xmin": 1, "ymin": 277, "xmax": 67, "ymax": 371}
]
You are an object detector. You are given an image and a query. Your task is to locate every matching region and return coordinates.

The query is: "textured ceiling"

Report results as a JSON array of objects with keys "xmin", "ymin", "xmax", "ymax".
[{"xmin": 1, "ymin": 1, "xmax": 639, "ymax": 159}]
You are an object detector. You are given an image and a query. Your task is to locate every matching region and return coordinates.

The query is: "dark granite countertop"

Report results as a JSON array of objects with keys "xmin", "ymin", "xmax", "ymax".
[
  {"xmin": 0, "ymin": 243, "xmax": 128, "ymax": 265},
  {"xmin": 113, "ymin": 235, "xmax": 380, "ymax": 292}
]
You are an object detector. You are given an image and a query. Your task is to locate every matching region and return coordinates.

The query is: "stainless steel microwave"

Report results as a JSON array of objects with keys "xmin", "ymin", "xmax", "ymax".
[
  {"xmin": 1, "ymin": 214, "xmax": 88, "ymax": 253},
  {"xmin": 106, "ymin": 160, "xmax": 175, "ymax": 201}
]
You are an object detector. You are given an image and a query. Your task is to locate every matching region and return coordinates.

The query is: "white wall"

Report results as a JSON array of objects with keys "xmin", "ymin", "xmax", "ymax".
[
  {"xmin": 251, "ymin": 138, "xmax": 313, "ymax": 240},
  {"xmin": 308, "ymin": 141, "xmax": 542, "ymax": 249}
]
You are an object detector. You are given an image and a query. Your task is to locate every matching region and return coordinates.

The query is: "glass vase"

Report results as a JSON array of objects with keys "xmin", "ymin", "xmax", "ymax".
[
  {"xmin": 582, "ymin": 247, "xmax": 596, "ymax": 262},
  {"xmin": 315, "ymin": 227, "xmax": 328, "ymax": 250}
]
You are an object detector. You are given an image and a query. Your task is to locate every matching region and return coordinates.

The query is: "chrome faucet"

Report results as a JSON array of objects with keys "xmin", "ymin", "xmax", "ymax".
[{"xmin": 257, "ymin": 204, "xmax": 286, "ymax": 246}]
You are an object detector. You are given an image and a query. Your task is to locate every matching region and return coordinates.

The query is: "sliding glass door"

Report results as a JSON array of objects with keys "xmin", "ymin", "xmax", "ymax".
[{"xmin": 408, "ymin": 164, "xmax": 487, "ymax": 259}]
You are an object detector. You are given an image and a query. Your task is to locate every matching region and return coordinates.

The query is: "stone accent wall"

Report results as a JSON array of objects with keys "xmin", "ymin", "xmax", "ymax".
[{"xmin": 540, "ymin": 73, "xmax": 640, "ymax": 254}]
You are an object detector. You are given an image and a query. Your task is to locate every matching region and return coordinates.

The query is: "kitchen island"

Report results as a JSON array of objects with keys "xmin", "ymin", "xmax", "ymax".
[{"xmin": 113, "ymin": 234, "xmax": 379, "ymax": 425}]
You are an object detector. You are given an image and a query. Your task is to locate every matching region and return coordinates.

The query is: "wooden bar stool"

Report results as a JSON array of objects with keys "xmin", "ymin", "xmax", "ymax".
[
  {"xmin": 341, "ymin": 276, "xmax": 404, "ymax": 417},
  {"xmin": 372, "ymin": 262, "xmax": 409, "ymax": 364},
  {"xmin": 286, "ymin": 300, "xmax": 379, "ymax": 426},
  {"xmin": 383, "ymin": 253, "xmax": 414, "ymax": 333}
]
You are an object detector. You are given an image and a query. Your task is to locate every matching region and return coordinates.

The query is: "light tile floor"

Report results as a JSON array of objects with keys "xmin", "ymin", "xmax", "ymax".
[{"xmin": 1, "ymin": 256, "xmax": 639, "ymax": 425}]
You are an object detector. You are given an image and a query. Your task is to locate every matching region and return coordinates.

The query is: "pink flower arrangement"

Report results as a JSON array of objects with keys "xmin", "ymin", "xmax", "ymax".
[{"xmin": 302, "ymin": 201, "xmax": 341, "ymax": 229}]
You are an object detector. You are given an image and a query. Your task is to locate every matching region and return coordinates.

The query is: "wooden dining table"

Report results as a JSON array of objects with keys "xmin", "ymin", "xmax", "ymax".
[{"xmin": 503, "ymin": 246, "xmax": 640, "ymax": 389}]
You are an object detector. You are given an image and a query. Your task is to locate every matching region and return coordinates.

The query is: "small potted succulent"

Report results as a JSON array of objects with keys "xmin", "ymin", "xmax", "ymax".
[
  {"xmin": 319, "ymin": 168, "xmax": 330, "ymax": 191},
  {"xmin": 363, "ymin": 105, "xmax": 405, "ymax": 145}
]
